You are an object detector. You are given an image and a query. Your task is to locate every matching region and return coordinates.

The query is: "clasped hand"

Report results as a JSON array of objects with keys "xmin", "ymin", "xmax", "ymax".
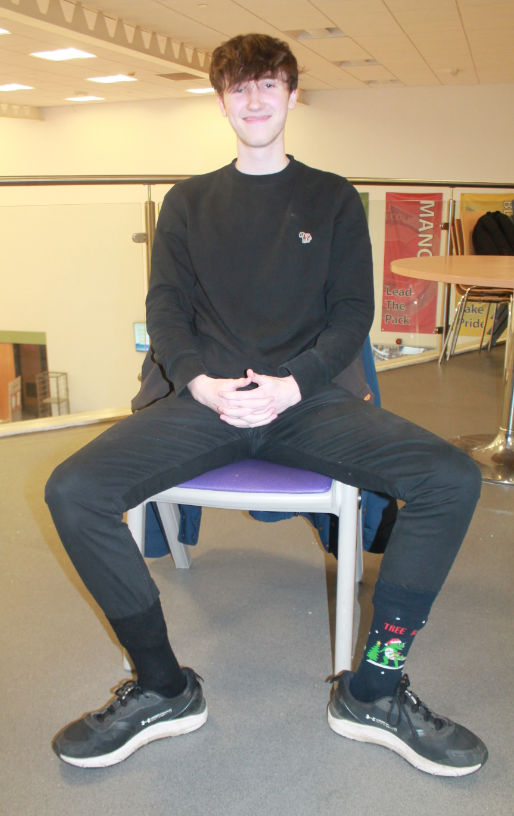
[{"xmin": 187, "ymin": 369, "xmax": 301, "ymax": 428}]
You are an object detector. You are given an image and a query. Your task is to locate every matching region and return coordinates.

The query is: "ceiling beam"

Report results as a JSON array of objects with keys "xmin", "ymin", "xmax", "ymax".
[
  {"xmin": 0, "ymin": 0, "xmax": 210, "ymax": 78},
  {"xmin": 0, "ymin": 101, "xmax": 42, "ymax": 119}
]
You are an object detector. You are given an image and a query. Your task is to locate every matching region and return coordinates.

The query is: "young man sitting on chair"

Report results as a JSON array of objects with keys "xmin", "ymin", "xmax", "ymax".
[{"xmin": 46, "ymin": 34, "xmax": 487, "ymax": 775}]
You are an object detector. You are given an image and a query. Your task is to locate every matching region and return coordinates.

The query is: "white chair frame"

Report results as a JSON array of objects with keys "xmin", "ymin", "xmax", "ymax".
[{"xmin": 127, "ymin": 480, "xmax": 362, "ymax": 675}]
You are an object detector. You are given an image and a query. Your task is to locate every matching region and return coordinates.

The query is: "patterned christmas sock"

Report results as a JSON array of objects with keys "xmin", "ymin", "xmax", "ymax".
[{"xmin": 349, "ymin": 576, "xmax": 437, "ymax": 703}]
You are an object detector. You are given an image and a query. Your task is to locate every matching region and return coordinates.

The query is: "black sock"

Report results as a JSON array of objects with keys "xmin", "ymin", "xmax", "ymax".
[
  {"xmin": 109, "ymin": 600, "xmax": 187, "ymax": 698},
  {"xmin": 349, "ymin": 576, "xmax": 436, "ymax": 703}
]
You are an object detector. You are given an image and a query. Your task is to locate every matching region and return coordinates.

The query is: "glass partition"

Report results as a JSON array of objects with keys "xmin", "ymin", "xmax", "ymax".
[
  {"xmin": 356, "ymin": 187, "xmax": 451, "ymax": 368},
  {"xmin": 1, "ymin": 177, "xmax": 513, "ymax": 428},
  {"xmin": 0, "ymin": 185, "xmax": 150, "ymax": 426}
]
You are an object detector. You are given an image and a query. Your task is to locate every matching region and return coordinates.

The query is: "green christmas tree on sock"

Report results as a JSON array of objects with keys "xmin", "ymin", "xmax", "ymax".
[{"xmin": 366, "ymin": 641, "xmax": 381, "ymax": 662}]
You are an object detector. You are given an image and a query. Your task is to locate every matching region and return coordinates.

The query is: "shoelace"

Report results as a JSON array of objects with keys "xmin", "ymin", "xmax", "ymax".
[
  {"xmin": 388, "ymin": 674, "xmax": 444, "ymax": 736},
  {"xmin": 95, "ymin": 681, "xmax": 148, "ymax": 723}
]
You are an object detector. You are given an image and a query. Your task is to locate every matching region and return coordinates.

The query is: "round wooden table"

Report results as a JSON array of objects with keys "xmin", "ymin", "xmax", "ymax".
[{"xmin": 391, "ymin": 256, "xmax": 514, "ymax": 485}]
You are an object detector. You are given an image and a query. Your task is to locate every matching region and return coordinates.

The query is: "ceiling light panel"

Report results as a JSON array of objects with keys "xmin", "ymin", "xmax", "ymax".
[
  {"xmin": 367, "ymin": 79, "xmax": 403, "ymax": 86},
  {"xmin": 0, "ymin": 83, "xmax": 33, "ymax": 91},
  {"xmin": 1, "ymin": 27, "xmax": 211, "ymax": 105},
  {"xmin": 88, "ymin": 75, "xmax": 137, "ymax": 83},
  {"xmin": 158, "ymin": 72, "xmax": 202, "ymax": 81},
  {"xmin": 0, "ymin": 32, "xmax": 66, "ymax": 62},
  {"xmin": 67, "ymin": 95, "xmax": 104, "ymax": 101},
  {"xmin": 0, "ymin": 38, "xmax": 144, "ymax": 79},
  {"xmin": 0, "ymin": 28, "xmax": 10, "ymax": 35},
  {"xmin": 285, "ymin": 28, "xmax": 346, "ymax": 41},
  {"xmin": 0, "ymin": 19, "xmax": 207, "ymax": 97},
  {"xmin": 187, "ymin": 87, "xmax": 214, "ymax": 93},
  {"xmin": 339, "ymin": 59, "xmax": 379, "ymax": 67},
  {"xmin": 31, "ymin": 48, "xmax": 96, "ymax": 61}
]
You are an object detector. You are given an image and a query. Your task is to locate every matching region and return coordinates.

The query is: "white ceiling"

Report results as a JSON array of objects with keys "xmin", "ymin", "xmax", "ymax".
[{"xmin": 0, "ymin": 0, "xmax": 513, "ymax": 109}]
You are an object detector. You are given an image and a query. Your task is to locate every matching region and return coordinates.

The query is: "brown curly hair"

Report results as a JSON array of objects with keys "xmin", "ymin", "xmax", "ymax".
[{"xmin": 209, "ymin": 34, "xmax": 299, "ymax": 95}]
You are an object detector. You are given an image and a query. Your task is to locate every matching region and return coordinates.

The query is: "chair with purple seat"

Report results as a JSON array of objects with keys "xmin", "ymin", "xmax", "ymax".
[{"xmin": 126, "ymin": 460, "xmax": 362, "ymax": 674}]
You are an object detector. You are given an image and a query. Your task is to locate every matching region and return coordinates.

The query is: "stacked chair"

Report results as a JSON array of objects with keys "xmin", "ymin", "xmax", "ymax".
[{"xmin": 440, "ymin": 211, "xmax": 512, "ymax": 361}]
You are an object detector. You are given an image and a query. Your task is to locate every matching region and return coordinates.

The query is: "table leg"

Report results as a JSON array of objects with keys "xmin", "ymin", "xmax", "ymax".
[
  {"xmin": 438, "ymin": 283, "xmax": 453, "ymax": 364},
  {"xmin": 449, "ymin": 295, "xmax": 514, "ymax": 484},
  {"xmin": 438, "ymin": 196, "xmax": 456, "ymax": 364}
]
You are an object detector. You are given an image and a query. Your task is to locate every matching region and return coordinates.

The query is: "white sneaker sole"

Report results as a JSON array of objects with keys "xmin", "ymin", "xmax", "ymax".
[
  {"xmin": 59, "ymin": 706, "xmax": 208, "ymax": 769},
  {"xmin": 328, "ymin": 707, "xmax": 482, "ymax": 777}
]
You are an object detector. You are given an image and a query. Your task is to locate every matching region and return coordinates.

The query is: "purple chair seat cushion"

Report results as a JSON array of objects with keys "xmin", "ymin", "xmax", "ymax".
[{"xmin": 178, "ymin": 459, "xmax": 332, "ymax": 494}]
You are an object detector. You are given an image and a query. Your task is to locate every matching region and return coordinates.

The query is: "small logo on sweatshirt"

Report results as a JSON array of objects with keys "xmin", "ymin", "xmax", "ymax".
[{"xmin": 299, "ymin": 231, "xmax": 312, "ymax": 244}]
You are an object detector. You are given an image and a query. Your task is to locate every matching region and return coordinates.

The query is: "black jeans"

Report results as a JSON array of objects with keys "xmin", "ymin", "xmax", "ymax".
[{"xmin": 45, "ymin": 385, "xmax": 482, "ymax": 620}]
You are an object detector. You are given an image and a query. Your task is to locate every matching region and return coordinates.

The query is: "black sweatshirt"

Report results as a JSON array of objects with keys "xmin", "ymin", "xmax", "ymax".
[{"xmin": 146, "ymin": 157, "xmax": 374, "ymax": 400}]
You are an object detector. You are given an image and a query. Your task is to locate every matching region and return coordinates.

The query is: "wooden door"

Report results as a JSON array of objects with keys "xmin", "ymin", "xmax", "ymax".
[
  {"xmin": 8, "ymin": 376, "xmax": 22, "ymax": 422},
  {"xmin": 0, "ymin": 343, "xmax": 15, "ymax": 421}
]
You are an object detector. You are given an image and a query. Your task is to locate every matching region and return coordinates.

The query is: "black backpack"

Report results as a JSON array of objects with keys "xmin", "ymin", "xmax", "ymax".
[
  {"xmin": 472, "ymin": 211, "xmax": 514, "ymax": 347},
  {"xmin": 473, "ymin": 210, "xmax": 514, "ymax": 255}
]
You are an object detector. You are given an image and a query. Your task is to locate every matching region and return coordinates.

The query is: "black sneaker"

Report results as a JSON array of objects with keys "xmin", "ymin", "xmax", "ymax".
[
  {"xmin": 328, "ymin": 672, "xmax": 488, "ymax": 777},
  {"xmin": 53, "ymin": 667, "xmax": 207, "ymax": 768}
]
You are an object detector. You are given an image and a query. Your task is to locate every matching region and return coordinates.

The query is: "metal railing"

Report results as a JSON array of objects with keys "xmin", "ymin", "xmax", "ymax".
[
  {"xmin": 2, "ymin": 173, "xmax": 513, "ymax": 357},
  {"xmin": 1, "ymin": 175, "xmax": 514, "ymax": 187}
]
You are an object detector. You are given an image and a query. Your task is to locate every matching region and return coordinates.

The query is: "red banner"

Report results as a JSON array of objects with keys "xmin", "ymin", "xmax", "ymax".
[{"xmin": 381, "ymin": 193, "xmax": 443, "ymax": 334}]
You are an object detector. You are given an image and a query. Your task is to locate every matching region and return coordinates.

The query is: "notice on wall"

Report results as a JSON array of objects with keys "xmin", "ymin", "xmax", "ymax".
[
  {"xmin": 134, "ymin": 322, "xmax": 150, "ymax": 352},
  {"xmin": 381, "ymin": 193, "xmax": 443, "ymax": 334},
  {"xmin": 460, "ymin": 193, "xmax": 513, "ymax": 216}
]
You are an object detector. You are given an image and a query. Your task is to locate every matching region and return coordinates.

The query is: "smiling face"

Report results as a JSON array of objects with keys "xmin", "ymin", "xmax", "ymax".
[{"xmin": 218, "ymin": 74, "xmax": 297, "ymax": 150}]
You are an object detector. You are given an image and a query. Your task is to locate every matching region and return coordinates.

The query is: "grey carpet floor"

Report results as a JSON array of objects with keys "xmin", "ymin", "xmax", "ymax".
[{"xmin": 1, "ymin": 347, "xmax": 513, "ymax": 815}]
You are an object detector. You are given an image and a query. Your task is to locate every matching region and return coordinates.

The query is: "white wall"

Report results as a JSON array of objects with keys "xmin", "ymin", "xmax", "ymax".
[
  {"xmin": 291, "ymin": 84, "xmax": 514, "ymax": 183},
  {"xmin": 1, "ymin": 83, "xmax": 513, "ymax": 181}
]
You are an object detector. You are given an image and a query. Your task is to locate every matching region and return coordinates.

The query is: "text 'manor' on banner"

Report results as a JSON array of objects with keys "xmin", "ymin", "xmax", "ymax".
[{"xmin": 381, "ymin": 193, "xmax": 443, "ymax": 334}]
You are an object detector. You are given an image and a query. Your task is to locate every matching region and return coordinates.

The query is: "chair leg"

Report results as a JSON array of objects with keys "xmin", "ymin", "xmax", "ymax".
[
  {"xmin": 127, "ymin": 503, "xmax": 146, "ymax": 555},
  {"xmin": 487, "ymin": 304, "xmax": 498, "ymax": 353},
  {"xmin": 448, "ymin": 292, "xmax": 468, "ymax": 358},
  {"xmin": 355, "ymin": 499, "xmax": 363, "ymax": 584},
  {"xmin": 506, "ymin": 298, "xmax": 514, "ymax": 375},
  {"xmin": 439, "ymin": 293, "xmax": 458, "ymax": 363},
  {"xmin": 156, "ymin": 502, "xmax": 192, "ymax": 569},
  {"xmin": 440, "ymin": 295, "xmax": 463, "ymax": 362},
  {"xmin": 334, "ymin": 484, "xmax": 359, "ymax": 674},
  {"xmin": 479, "ymin": 303, "xmax": 492, "ymax": 353}
]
